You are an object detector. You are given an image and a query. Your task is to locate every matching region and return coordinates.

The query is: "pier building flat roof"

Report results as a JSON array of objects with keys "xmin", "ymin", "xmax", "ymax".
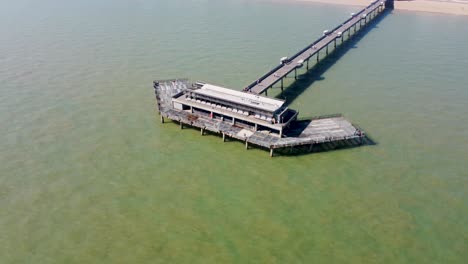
[{"xmin": 192, "ymin": 83, "xmax": 284, "ymax": 113}]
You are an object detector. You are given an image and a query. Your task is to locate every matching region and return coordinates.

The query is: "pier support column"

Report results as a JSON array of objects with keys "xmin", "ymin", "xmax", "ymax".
[
  {"xmin": 161, "ymin": 116, "xmax": 164, "ymax": 123},
  {"xmin": 385, "ymin": 0, "xmax": 394, "ymax": 9},
  {"xmin": 254, "ymin": 124, "xmax": 258, "ymax": 132},
  {"xmin": 245, "ymin": 140, "xmax": 248, "ymax": 150},
  {"xmin": 294, "ymin": 68, "xmax": 297, "ymax": 80},
  {"xmin": 232, "ymin": 118, "xmax": 235, "ymax": 125},
  {"xmin": 269, "ymin": 148, "xmax": 274, "ymax": 158},
  {"xmin": 326, "ymin": 45, "xmax": 329, "ymax": 55},
  {"xmin": 222, "ymin": 133, "xmax": 226, "ymax": 142},
  {"xmin": 334, "ymin": 39, "xmax": 336, "ymax": 49},
  {"xmin": 265, "ymin": 89, "xmax": 268, "ymax": 96},
  {"xmin": 317, "ymin": 51, "xmax": 320, "ymax": 62},
  {"xmin": 306, "ymin": 59, "xmax": 309, "ymax": 70},
  {"xmin": 201, "ymin": 127, "xmax": 204, "ymax": 136},
  {"xmin": 180, "ymin": 121, "xmax": 183, "ymax": 129},
  {"xmin": 281, "ymin": 78, "xmax": 284, "ymax": 91}
]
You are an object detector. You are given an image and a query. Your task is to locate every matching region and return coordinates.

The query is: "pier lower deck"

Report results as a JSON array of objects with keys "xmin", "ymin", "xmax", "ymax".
[{"xmin": 154, "ymin": 80, "xmax": 365, "ymax": 156}]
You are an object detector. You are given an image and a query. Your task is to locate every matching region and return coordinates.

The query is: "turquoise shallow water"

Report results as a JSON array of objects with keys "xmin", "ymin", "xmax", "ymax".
[{"xmin": 1, "ymin": 0, "xmax": 467, "ymax": 263}]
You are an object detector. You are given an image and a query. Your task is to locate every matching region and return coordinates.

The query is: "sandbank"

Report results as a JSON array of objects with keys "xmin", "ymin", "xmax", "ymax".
[{"xmin": 289, "ymin": 0, "xmax": 468, "ymax": 16}]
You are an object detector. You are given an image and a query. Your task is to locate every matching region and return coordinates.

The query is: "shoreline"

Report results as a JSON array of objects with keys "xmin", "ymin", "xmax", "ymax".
[{"xmin": 286, "ymin": 0, "xmax": 468, "ymax": 16}]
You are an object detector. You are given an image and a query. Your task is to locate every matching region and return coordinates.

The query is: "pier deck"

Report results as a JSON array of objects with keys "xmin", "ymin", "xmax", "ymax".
[
  {"xmin": 152, "ymin": 0, "xmax": 393, "ymax": 155},
  {"xmin": 245, "ymin": 0, "xmax": 390, "ymax": 95},
  {"xmin": 155, "ymin": 80, "xmax": 364, "ymax": 156}
]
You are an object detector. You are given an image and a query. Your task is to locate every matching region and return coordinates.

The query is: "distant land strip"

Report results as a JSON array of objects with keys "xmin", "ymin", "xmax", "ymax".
[{"xmin": 276, "ymin": 0, "xmax": 468, "ymax": 16}]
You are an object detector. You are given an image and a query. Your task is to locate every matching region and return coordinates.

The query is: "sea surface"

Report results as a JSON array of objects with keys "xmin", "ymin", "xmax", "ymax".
[{"xmin": 1, "ymin": 0, "xmax": 467, "ymax": 263}]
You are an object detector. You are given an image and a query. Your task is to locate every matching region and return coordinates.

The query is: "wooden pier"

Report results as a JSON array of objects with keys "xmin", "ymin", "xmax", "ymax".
[
  {"xmin": 243, "ymin": 0, "xmax": 393, "ymax": 95},
  {"xmin": 152, "ymin": 0, "xmax": 391, "ymax": 156}
]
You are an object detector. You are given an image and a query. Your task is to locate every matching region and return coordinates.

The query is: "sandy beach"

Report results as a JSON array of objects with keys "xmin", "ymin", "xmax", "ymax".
[{"xmin": 289, "ymin": 0, "xmax": 468, "ymax": 16}]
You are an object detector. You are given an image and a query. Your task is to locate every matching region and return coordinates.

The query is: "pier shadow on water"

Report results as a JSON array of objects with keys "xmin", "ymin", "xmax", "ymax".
[{"xmin": 275, "ymin": 9, "xmax": 392, "ymax": 106}]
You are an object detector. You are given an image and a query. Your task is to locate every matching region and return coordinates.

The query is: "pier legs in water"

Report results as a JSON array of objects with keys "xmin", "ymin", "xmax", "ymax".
[
  {"xmin": 161, "ymin": 116, "xmax": 164, "ymax": 123},
  {"xmin": 222, "ymin": 132, "xmax": 226, "ymax": 142},
  {"xmin": 385, "ymin": 0, "xmax": 394, "ymax": 9},
  {"xmin": 269, "ymin": 148, "xmax": 274, "ymax": 158},
  {"xmin": 201, "ymin": 127, "xmax": 204, "ymax": 136}
]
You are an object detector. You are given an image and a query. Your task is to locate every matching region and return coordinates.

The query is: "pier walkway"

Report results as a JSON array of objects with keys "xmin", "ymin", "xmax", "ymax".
[
  {"xmin": 152, "ymin": 1, "xmax": 392, "ymax": 156},
  {"xmin": 244, "ymin": 0, "xmax": 393, "ymax": 95}
]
